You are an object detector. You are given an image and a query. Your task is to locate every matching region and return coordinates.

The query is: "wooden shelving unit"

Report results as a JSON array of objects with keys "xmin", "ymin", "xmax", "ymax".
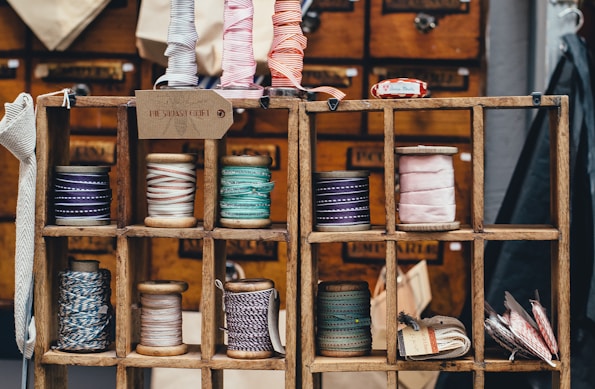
[
  {"xmin": 33, "ymin": 95, "xmax": 300, "ymax": 389},
  {"xmin": 298, "ymin": 96, "xmax": 570, "ymax": 389}
]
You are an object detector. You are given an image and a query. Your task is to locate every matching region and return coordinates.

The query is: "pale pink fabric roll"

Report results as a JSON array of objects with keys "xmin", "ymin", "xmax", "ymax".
[{"xmin": 398, "ymin": 153, "xmax": 456, "ymax": 224}]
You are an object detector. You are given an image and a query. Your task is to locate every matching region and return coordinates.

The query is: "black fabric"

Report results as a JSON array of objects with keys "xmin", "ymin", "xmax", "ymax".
[{"xmin": 437, "ymin": 34, "xmax": 595, "ymax": 389}]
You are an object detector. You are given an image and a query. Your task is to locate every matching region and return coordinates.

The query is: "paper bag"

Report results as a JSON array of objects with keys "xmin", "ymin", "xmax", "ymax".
[
  {"xmin": 136, "ymin": 0, "xmax": 275, "ymax": 76},
  {"xmin": 7, "ymin": 0, "xmax": 110, "ymax": 51}
]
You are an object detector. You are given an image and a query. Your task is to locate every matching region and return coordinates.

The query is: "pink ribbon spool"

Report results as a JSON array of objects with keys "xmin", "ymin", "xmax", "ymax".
[{"xmin": 395, "ymin": 145, "xmax": 460, "ymax": 231}]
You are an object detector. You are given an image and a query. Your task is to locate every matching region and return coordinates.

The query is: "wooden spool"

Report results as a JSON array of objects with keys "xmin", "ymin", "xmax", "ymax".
[
  {"xmin": 144, "ymin": 153, "xmax": 198, "ymax": 228},
  {"xmin": 395, "ymin": 145, "xmax": 460, "ymax": 232},
  {"xmin": 136, "ymin": 280, "xmax": 189, "ymax": 357},
  {"xmin": 224, "ymin": 278, "xmax": 276, "ymax": 359},
  {"xmin": 317, "ymin": 280, "xmax": 371, "ymax": 357},
  {"xmin": 219, "ymin": 155, "xmax": 273, "ymax": 229}
]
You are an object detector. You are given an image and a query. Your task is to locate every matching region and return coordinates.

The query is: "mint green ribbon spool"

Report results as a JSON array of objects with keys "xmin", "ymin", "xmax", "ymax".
[{"xmin": 219, "ymin": 155, "xmax": 274, "ymax": 228}]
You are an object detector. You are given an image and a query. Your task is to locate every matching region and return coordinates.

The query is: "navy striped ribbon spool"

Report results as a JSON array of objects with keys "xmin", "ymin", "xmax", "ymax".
[
  {"xmin": 316, "ymin": 280, "xmax": 372, "ymax": 357},
  {"xmin": 53, "ymin": 166, "xmax": 112, "ymax": 226},
  {"xmin": 219, "ymin": 155, "xmax": 274, "ymax": 229},
  {"xmin": 314, "ymin": 170, "xmax": 371, "ymax": 232},
  {"xmin": 55, "ymin": 261, "xmax": 113, "ymax": 352}
]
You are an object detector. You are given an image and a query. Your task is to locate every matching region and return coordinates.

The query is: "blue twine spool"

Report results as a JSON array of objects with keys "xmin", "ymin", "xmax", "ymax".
[
  {"xmin": 53, "ymin": 166, "xmax": 112, "ymax": 226},
  {"xmin": 316, "ymin": 280, "xmax": 372, "ymax": 357},
  {"xmin": 219, "ymin": 155, "xmax": 274, "ymax": 228},
  {"xmin": 55, "ymin": 261, "xmax": 113, "ymax": 352},
  {"xmin": 314, "ymin": 170, "xmax": 371, "ymax": 232}
]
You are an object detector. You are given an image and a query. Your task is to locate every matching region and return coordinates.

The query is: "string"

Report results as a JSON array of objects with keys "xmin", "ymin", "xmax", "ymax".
[
  {"xmin": 139, "ymin": 293, "xmax": 184, "ymax": 348},
  {"xmin": 154, "ymin": 0, "xmax": 199, "ymax": 88},
  {"xmin": 316, "ymin": 285, "xmax": 372, "ymax": 354},
  {"xmin": 146, "ymin": 161, "xmax": 197, "ymax": 218},
  {"xmin": 55, "ymin": 268, "xmax": 112, "ymax": 352},
  {"xmin": 216, "ymin": 0, "xmax": 264, "ymax": 99},
  {"xmin": 219, "ymin": 165, "xmax": 274, "ymax": 221},
  {"xmin": 216, "ymin": 281, "xmax": 276, "ymax": 354},
  {"xmin": 267, "ymin": 1, "xmax": 346, "ymax": 100},
  {"xmin": 397, "ymin": 153, "xmax": 456, "ymax": 224}
]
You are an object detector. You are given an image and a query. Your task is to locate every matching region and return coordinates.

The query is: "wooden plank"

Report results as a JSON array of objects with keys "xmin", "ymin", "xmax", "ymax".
[
  {"xmin": 472, "ymin": 105, "xmax": 485, "ymax": 231},
  {"xmin": 472, "ymin": 238, "xmax": 485, "ymax": 364}
]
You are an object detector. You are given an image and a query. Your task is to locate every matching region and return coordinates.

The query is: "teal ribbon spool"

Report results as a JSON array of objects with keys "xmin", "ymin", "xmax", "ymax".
[
  {"xmin": 219, "ymin": 155, "xmax": 274, "ymax": 228},
  {"xmin": 316, "ymin": 280, "xmax": 372, "ymax": 357}
]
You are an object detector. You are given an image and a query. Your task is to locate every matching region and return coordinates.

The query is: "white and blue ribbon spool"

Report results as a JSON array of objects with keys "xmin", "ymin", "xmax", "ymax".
[
  {"xmin": 54, "ymin": 259, "xmax": 113, "ymax": 352},
  {"xmin": 316, "ymin": 280, "xmax": 372, "ymax": 357},
  {"xmin": 219, "ymin": 155, "xmax": 274, "ymax": 229},
  {"xmin": 53, "ymin": 166, "xmax": 112, "ymax": 226}
]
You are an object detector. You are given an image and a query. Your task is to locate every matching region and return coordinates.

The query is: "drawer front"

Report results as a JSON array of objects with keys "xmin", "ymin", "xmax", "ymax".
[
  {"xmin": 370, "ymin": 0, "xmax": 483, "ymax": 60},
  {"xmin": 367, "ymin": 65, "xmax": 483, "ymax": 137},
  {"xmin": 304, "ymin": 0, "xmax": 366, "ymax": 59},
  {"xmin": 0, "ymin": 5, "xmax": 27, "ymax": 51},
  {"xmin": 31, "ymin": 0, "xmax": 139, "ymax": 55},
  {"xmin": 30, "ymin": 58, "xmax": 140, "ymax": 131}
]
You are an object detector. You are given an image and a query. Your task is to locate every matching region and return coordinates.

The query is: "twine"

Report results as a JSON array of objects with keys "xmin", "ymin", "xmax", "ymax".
[
  {"xmin": 55, "ymin": 268, "xmax": 112, "ymax": 352},
  {"xmin": 216, "ymin": 280, "xmax": 276, "ymax": 354},
  {"xmin": 316, "ymin": 285, "xmax": 372, "ymax": 355},
  {"xmin": 153, "ymin": 0, "xmax": 199, "ymax": 88},
  {"xmin": 219, "ymin": 165, "xmax": 274, "ymax": 221},
  {"xmin": 139, "ymin": 293, "xmax": 184, "ymax": 348},
  {"xmin": 146, "ymin": 160, "xmax": 197, "ymax": 218}
]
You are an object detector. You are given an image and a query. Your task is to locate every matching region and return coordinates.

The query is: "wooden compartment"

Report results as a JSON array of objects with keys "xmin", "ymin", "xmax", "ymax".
[
  {"xmin": 0, "ymin": 5, "xmax": 27, "ymax": 51},
  {"xmin": 34, "ymin": 96, "xmax": 300, "ymax": 389},
  {"xmin": 299, "ymin": 96, "xmax": 570, "ymax": 388},
  {"xmin": 369, "ymin": 0, "xmax": 484, "ymax": 60}
]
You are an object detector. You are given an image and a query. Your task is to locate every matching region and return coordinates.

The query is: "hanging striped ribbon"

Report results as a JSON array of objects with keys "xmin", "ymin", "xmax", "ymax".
[
  {"xmin": 53, "ymin": 166, "xmax": 112, "ymax": 226},
  {"xmin": 219, "ymin": 155, "xmax": 274, "ymax": 229},
  {"xmin": 145, "ymin": 153, "xmax": 198, "ymax": 228},
  {"xmin": 55, "ymin": 260, "xmax": 112, "ymax": 352},
  {"xmin": 267, "ymin": 0, "xmax": 346, "ymax": 100},
  {"xmin": 153, "ymin": 0, "xmax": 199, "ymax": 88},
  {"xmin": 316, "ymin": 281, "xmax": 372, "ymax": 357}
]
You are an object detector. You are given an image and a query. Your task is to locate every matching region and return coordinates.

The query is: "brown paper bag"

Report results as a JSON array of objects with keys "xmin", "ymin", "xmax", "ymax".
[
  {"xmin": 136, "ymin": 0, "xmax": 275, "ymax": 76},
  {"xmin": 7, "ymin": 0, "xmax": 110, "ymax": 51}
]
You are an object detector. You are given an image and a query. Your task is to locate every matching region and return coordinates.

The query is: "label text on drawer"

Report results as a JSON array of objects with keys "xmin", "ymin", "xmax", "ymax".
[
  {"xmin": 179, "ymin": 240, "xmax": 279, "ymax": 261},
  {"xmin": 313, "ymin": 0, "xmax": 354, "ymax": 12},
  {"xmin": 343, "ymin": 241, "xmax": 441, "ymax": 263},
  {"xmin": 383, "ymin": 0, "xmax": 469, "ymax": 13},
  {"xmin": 347, "ymin": 146, "xmax": 384, "ymax": 171},
  {"xmin": 70, "ymin": 139, "xmax": 116, "ymax": 165}
]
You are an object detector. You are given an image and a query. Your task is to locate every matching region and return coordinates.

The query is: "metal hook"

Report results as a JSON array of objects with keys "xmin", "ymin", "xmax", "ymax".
[{"xmin": 559, "ymin": 6, "xmax": 584, "ymax": 33}]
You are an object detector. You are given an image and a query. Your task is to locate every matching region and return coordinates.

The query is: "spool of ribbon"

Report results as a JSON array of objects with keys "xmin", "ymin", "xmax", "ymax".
[
  {"xmin": 395, "ymin": 145, "xmax": 460, "ymax": 231},
  {"xmin": 145, "ymin": 153, "xmax": 198, "ymax": 228},
  {"xmin": 314, "ymin": 170, "xmax": 371, "ymax": 232},
  {"xmin": 55, "ymin": 259, "xmax": 113, "ymax": 352},
  {"xmin": 219, "ymin": 155, "xmax": 274, "ymax": 229},
  {"xmin": 136, "ymin": 280, "xmax": 189, "ymax": 357},
  {"xmin": 216, "ymin": 278, "xmax": 285, "ymax": 359},
  {"xmin": 316, "ymin": 280, "xmax": 372, "ymax": 357},
  {"xmin": 53, "ymin": 166, "xmax": 112, "ymax": 226}
]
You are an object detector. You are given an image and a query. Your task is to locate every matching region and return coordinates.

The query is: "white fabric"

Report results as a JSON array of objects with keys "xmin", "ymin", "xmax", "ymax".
[
  {"xmin": 7, "ymin": 0, "xmax": 110, "ymax": 51},
  {"xmin": 0, "ymin": 93, "xmax": 37, "ymax": 358}
]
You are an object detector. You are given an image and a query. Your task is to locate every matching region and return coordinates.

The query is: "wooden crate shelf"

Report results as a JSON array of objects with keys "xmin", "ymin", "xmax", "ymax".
[
  {"xmin": 298, "ymin": 96, "xmax": 570, "ymax": 389},
  {"xmin": 34, "ymin": 95, "xmax": 300, "ymax": 389}
]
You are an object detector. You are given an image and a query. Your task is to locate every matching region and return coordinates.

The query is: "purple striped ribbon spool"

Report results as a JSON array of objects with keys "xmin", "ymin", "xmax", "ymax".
[
  {"xmin": 314, "ymin": 170, "xmax": 371, "ymax": 232},
  {"xmin": 53, "ymin": 166, "xmax": 112, "ymax": 226}
]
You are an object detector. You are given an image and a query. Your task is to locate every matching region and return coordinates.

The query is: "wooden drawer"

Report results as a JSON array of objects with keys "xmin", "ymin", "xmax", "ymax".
[
  {"xmin": 0, "ymin": 57, "xmax": 26, "ymax": 117},
  {"xmin": 30, "ymin": 58, "xmax": 140, "ymax": 131},
  {"xmin": 304, "ymin": 0, "xmax": 365, "ymax": 59},
  {"xmin": 367, "ymin": 64, "xmax": 483, "ymax": 137},
  {"xmin": 370, "ymin": 0, "xmax": 483, "ymax": 60},
  {"xmin": 31, "ymin": 0, "xmax": 138, "ymax": 55},
  {"xmin": 0, "ymin": 4, "xmax": 27, "ymax": 51},
  {"xmin": 0, "ymin": 222, "xmax": 15, "ymax": 301}
]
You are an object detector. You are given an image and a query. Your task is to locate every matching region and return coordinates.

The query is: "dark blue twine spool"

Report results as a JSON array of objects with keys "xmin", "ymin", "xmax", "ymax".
[{"xmin": 53, "ymin": 166, "xmax": 112, "ymax": 226}]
